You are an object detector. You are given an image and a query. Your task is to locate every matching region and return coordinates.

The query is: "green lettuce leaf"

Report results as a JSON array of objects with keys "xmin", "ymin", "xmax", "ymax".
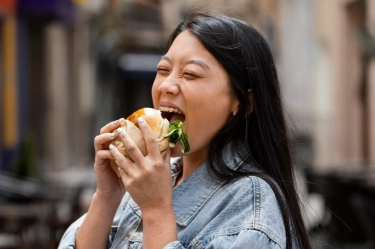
[{"xmin": 165, "ymin": 120, "xmax": 190, "ymax": 153}]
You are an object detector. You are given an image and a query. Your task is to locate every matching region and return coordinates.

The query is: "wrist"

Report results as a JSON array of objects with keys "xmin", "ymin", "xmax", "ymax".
[
  {"xmin": 141, "ymin": 205, "xmax": 178, "ymax": 248},
  {"xmin": 76, "ymin": 192, "xmax": 122, "ymax": 249},
  {"xmin": 93, "ymin": 191, "xmax": 123, "ymax": 208},
  {"xmin": 141, "ymin": 205, "xmax": 176, "ymax": 223}
]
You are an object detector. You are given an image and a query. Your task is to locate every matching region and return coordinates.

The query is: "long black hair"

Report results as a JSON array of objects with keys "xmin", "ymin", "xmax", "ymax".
[{"xmin": 166, "ymin": 11, "xmax": 311, "ymax": 249}]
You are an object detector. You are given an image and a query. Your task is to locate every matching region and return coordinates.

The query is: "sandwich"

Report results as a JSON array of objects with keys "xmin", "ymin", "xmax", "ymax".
[{"xmin": 107, "ymin": 108, "xmax": 189, "ymax": 176}]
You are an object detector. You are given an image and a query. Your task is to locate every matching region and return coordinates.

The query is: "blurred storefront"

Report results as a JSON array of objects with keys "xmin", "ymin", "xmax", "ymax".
[
  {"xmin": 0, "ymin": 0, "xmax": 98, "ymax": 177},
  {"xmin": 308, "ymin": 1, "xmax": 375, "ymax": 248},
  {"xmin": 312, "ymin": 0, "xmax": 375, "ymax": 169},
  {"xmin": 0, "ymin": 0, "xmax": 101, "ymax": 247}
]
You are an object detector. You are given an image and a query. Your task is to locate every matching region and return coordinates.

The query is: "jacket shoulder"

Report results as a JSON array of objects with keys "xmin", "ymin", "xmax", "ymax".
[
  {"xmin": 211, "ymin": 175, "xmax": 287, "ymax": 248},
  {"xmin": 247, "ymin": 176, "xmax": 286, "ymax": 248}
]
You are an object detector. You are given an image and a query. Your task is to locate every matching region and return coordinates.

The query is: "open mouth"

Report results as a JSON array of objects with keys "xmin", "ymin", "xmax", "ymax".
[{"xmin": 159, "ymin": 106, "xmax": 186, "ymax": 123}]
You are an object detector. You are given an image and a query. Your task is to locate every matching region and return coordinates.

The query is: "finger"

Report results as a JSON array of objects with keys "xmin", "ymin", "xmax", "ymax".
[
  {"xmin": 94, "ymin": 132, "xmax": 117, "ymax": 152},
  {"xmin": 137, "ymin": 117, "xmax": 160, "ymax": 158},
  {"xmin": 118, "ymin": 166, "xmax": 130, "ymax": 190},
  {"xmin": 95, "ymin": 150, "xmax": 115, "ymax": 163},
  {"xmin": 94, "ymin": 150, "xmax": 115, "ymax": 172},
  {"xmin": 99, "ymin": 118, "xmax": 124, "ymax": 135},
  {"xmin": 109, "ymin": 143, "xmax": 134, "ymax": 175},
  {"xmin": 118, "ymin": 165, "xmax": 129, "ymax": 182},
  {"xmin": 116, "ymin": 128, "xmax": 145, "ymax": 164}
]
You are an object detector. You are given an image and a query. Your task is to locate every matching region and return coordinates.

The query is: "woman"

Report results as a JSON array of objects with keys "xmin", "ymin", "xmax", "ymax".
[{"xmin": 59, "ymin": 11, "xmax": 311, "ymax": 249}]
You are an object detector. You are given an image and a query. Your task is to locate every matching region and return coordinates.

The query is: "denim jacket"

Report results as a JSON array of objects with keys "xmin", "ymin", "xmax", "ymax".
[{"xmin": 58, "ymin": 150, "xmax": 288, "ymax": 249}]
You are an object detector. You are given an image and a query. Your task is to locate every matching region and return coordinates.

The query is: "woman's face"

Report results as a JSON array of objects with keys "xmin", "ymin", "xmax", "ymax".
[{"xmin": 152, "ymin": 30, "xmax": 239, "ymax": 159}]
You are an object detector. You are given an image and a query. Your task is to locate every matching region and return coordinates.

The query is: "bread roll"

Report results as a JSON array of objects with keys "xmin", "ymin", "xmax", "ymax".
[{"xmin": 107, "ymin": 108, "xmax": 170, "ymax": 177}]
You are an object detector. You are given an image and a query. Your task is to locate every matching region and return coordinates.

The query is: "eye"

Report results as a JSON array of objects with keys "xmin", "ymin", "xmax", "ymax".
[
  {"xmin": 183, "ymin": 72, "xmax": 198, "ymax": 79},
  {"xmin": 156, "ymin": 67, "xmax": 170, "ymax": 75}
]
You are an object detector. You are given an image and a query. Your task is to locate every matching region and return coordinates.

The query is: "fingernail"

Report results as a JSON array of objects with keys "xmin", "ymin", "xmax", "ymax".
[
  {"xmin": 138, "ymin": 117, "xmax": 144, "ymax": 124},
  {"xmin": 113, "ymin": 118, "xmax": 124, "ymax": 125},
  {"xmin": 109, "ymin": 144, "xmax": 114, "ymax": 150},
  {"xmin": 117, "ymin": 128, "xmax": 124, "ymax": 134},
  {"xmin": 109, "ymin": 133, "xmax": 115, "ymax": 138},
  {"xmin": 118, "ymin": 167, "xmax": 121, "ymax": 172}
]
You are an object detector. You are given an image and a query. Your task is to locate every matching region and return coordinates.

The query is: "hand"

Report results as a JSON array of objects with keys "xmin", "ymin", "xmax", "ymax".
[
  {"xmin": 94, "ymin": 118, "xmax": 126, "ymax": 202},
  {"xmin": 109, "ymin": 117, "xmax": 173, "ymax": 211}
]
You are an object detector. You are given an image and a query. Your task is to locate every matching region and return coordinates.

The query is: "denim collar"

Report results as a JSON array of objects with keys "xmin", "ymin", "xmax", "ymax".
[{"xmin": 171, "ymin": 146, "xmax": 250, "ymax": 227}]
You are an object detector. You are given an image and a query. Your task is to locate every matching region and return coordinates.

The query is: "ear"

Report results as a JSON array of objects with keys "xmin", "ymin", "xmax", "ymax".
[
  {"xmin": 231, "ymin": 95, "xmax": 240, "ymax": 116},
  {"xmin": 247, "ymin": 89, "xmax": 255, "ymax": 115},
  {"xmin": 231, "ymin": 89, "xmax": 255, "ymax": 117},
  {"xmin": 232, "ymin": 89, "xmax": 254, "ymax": 117}
]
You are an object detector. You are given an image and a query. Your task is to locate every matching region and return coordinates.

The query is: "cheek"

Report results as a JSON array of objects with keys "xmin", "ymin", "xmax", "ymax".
[
  {"xmin": 151, "ymin": 81, "xmax": 160, "ymax": 106},
  {"xmin": 187, "ymin": 103, "xmax": 230, "ymax": 140},
  {"xmin": 191, "ymin": 97, "xmax": 232, "ymax": 134}
]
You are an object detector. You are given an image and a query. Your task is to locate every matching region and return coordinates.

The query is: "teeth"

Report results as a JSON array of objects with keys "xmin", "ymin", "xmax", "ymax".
[{"xmin": 159, "ymin": 106, "xmax": 182, "ymax": 114}]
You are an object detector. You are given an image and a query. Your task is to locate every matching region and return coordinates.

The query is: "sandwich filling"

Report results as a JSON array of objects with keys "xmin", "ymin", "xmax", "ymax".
[
  {"xmin": 159, "ymin": 106, "xmax": 189, "ymax": 153},
  {"xmin": 159, "ymin": 106, "xmax": 185, "ymax": 123}
]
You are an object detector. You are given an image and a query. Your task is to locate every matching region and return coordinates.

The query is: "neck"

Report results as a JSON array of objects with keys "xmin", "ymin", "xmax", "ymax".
[{"xmin": 176, "ymin": 148, "xmax": 207, "ymax": 185}]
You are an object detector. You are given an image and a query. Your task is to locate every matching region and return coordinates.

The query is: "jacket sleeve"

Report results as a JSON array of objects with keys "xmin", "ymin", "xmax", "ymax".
[
  {"xmin": 57, "ymin": 194, "xmax": 130, "ymax": 249},
  {"xmin": 57, "ymin": 214, "xmax": 87, "ymax": 249},
  {"xmin": 163, "ymin": 229, "xmax": 282, "ymax": 249}
]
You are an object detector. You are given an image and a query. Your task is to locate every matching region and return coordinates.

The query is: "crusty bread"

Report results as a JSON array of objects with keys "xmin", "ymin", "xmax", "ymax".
[{"xmin": 107, "ymin": 108, "xmax": 170, "ymax": 177}]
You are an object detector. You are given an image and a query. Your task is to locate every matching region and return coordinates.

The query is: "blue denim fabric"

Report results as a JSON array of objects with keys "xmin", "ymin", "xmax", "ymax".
[{"xmin": 58, "ymin": 151, "xmax": 289, "ymax": 249}]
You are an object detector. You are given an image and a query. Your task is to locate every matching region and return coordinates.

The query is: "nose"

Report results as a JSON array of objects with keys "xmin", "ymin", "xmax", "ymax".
[{"xmin": 158, "ymin": 75, "xmax": 179, "ymax": 95}]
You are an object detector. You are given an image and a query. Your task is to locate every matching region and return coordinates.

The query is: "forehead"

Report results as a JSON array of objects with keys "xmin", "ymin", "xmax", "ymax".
[{"xmin": 166, "ymin": 30, "xmax": 213, "ymax": 61}]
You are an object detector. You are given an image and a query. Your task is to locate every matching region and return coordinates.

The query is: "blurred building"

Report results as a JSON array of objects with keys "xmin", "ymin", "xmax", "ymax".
[
  {"xmin": 312, "ymin": 0, "xmax": 375, "ymax": 169},
  {"xmin": 0, "ymin": 0, "xmax": 104, "ymax": 176},
  {"xmin": 1, "ymin": 0, "xmax": 374, "ymax": 179},
  {"xmin": 0, "ymin": 1, "xmax": 105, "ymax": 247}
]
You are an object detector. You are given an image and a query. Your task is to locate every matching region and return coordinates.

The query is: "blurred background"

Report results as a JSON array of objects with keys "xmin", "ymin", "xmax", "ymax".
[{"xmin": 0, "ymin": 0, "xmax": 375, "ymax": 248}]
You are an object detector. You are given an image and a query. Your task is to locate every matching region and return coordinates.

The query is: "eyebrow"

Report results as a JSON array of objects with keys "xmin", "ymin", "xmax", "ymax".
[
  {"xmin": 160, "ymin": 56, "xmax": 211, "ymax": 70},
  {"xmin": 160, "ymin": 55, "xmax": 172, "ymax": 63}
]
